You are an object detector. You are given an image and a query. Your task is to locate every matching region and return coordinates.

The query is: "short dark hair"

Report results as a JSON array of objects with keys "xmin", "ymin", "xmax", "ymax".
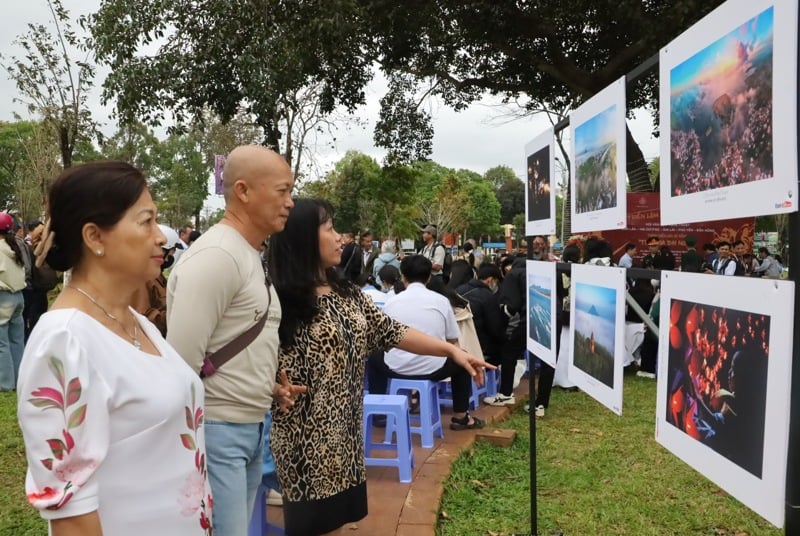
[
  {"xmin": 732, "ymin": 240, "xmax": 744, "ymax": 248},
  {"xmin": 717, "ymin": 241, "xmax": 731, "ymax": 249},
  {"xmin": 477, "ymin": 263, "xmax": 501, "ymax": 281},
  {"xmin": 703, "ymin": 242, "xmax": 717, "ymax": 252},
  {"xmin": 400, "ymin": 254, "xmax": 432, "ymax": 284},
  {"xmin": 647, "ymin": 236, "xmax": 660, "ymax": 245},
  {"xmin": 47, "ymin": 161, "xmax": 148, "ymax": 271},
  {"xmin": 188, "ymin": 230, "xmax": 202, "ymax": 243},
  {"xmin": 758, "ymin": 247, "xmax": 769, "ymax": 255},
  {"xmin": 685, "ymin": 235, "xmax": 697, "ymax": 247},
  {"xmin": 625, "ymin": 243, "xmax": 636, "ymax": 252}
]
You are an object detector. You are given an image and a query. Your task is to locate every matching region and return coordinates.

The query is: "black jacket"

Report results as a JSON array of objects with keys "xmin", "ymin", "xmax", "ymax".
[
  {"xmin": 339, "ymin": 242, "xmax": 362, "ymax": 282},
  {"xmin": 499, "ymin": 256, "xmax": 527, "ymax": 318},
  {"xmin": 456, "ymin": 279, "xmax": 507, "ymax": 359}
]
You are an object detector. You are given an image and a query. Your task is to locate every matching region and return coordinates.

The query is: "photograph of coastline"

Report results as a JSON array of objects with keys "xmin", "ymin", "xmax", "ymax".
[
  {"xmin": 524, "ymin": 128, "xmax": 556, "ymax": 236},
  {"xmin": 574, "ymin": 105, "xmax": 617, "ymax": 215},
  {"xmin": 659, "ymin": 0, "xmax": 797, "ymax": 225},
  {"xmin": 526, "ymin": 260, "xmax": 556, "ymax": 367},
  {"xmin": 567, "ymin": 264, "xmax": 625, "ymax": 415},
  {"xmin": 570, "ymin": 77, "xmax": 627, "ymax": 233},
  {"xmin": 656, "ymin": 271, "xmax": 795, "ymax": 527}
]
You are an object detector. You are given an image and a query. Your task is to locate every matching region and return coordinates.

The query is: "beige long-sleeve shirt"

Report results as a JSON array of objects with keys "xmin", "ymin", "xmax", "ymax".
[{"xmin": 167, "ymin": 224, "xmax": 280, "ymax": 423}]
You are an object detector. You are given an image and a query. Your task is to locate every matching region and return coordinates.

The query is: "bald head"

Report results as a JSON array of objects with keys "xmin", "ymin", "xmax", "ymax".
[
  {"xmin": 221, "ymin": 145, "xmax": 295, "ymax": 242},
  {"xmin": 223, "ymin": 145, "xmax": 289, "ymax": 200}
]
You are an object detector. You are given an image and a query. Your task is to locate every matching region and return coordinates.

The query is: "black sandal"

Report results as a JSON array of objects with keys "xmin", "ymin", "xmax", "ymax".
[{"xmin": 449, "ymin": 413, "xmax": 485, "ymax": 431}]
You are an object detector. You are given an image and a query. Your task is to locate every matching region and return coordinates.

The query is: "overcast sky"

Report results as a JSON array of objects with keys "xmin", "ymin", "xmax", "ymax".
[{"xmin": 1, "ymin": 0, "xmax": 660, "ymax": 213}]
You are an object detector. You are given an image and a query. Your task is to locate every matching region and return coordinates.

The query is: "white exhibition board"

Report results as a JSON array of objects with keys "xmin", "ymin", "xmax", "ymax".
[
  {"xmin": 570, "ymin": 76, "xmax": 627, "ymax": 233},
  {"xmin": 526, "ymin": 260, "xmax": 557, "ymax": 368},
  {"xmin": 655, "ymin": 271, "xmax": 794, "ymax": 527},
  {"xmin": 659, "ymin": 0, "xmax": 798, "ymax": 224},
  {"xmin": 524, "ymin": 128, "xmax": 556, "ymax": 237},
  {"xmin": 567, "ymin": 263, "xmax": 626, "ymax": 415}
]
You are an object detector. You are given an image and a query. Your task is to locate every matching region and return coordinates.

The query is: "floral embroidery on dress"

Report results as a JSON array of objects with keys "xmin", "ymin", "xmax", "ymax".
[
  {"xmin": 179, "ymin": 383, "xmax": 213, "ymax": 534},
  {"xmin": 26, "ymin": 356, "xmax": 94, "ymax": 510}
]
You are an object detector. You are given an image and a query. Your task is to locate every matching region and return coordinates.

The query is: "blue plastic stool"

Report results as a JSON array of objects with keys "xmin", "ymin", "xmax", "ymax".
[
  {"xmin": 248, "ymin": 484, "xmax": 285, "ymax": 536},
  {"xmin": 363, "ymin": 394, "xmax": 415, "ymax": 483},
  {"xmin": 484, "ymin": 367, "xmax": 500, "ymax": 397},
  {"xmin": 388, "ymin": 378, "xmax": 443, "ymax": 448},
  {"xmin": 437, "ymin": 379, "xmax": 480, "ymax": 410}
]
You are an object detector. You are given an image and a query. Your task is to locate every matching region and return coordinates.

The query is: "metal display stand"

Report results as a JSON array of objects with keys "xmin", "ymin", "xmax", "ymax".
[{"xmin": 525, "ymin": 28, "xmax": 799, "ymax": 536}]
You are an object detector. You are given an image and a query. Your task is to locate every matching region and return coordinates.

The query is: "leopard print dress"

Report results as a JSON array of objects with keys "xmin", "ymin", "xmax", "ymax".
[{"xmin": 271, "ymin": 288, "xmax": 407, "ymax": 535}]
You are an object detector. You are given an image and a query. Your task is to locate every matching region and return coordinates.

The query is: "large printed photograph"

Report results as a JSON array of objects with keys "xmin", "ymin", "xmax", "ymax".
[
  {"xmin": 527, "ymin": 145, "xmax": 551, "ymax": 221},
  {"xmin": 572, "ymin": 282, "xmax": 617, "ymax": 388},
  {"xmin": 524, "ymin": 128, "xmax": 556, "ymax": 237},
  {"xmin": 669, "ymin": 7, "xmax": 773, "ymax": 197},
  {"xmin": 655, "ymin": 271, "xmax": 795, "ymax": 527},
  {"xmin": 574, "ymin": 105, "xmax": 618, "ymax": 214},
  {"xmin": 526, "ymin": 260, "xmax": 556, "ymax": 367},
  {"xmin": 567, "ymin": 264, "xmax": 625, "ymax": 415},
  {"xmin": 658, "ymin": 0, "xmax": 798, "ymax": 226},
  {"xmin": 665, "ymin": 299, "xmax": 768, "ymax": 477},
  {"xmin": 570, "ymin": 77, "xmax": 627, "ymax": 233}
]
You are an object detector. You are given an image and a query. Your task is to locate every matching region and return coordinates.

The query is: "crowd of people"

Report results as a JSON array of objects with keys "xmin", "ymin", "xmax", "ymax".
[
  {"xmin": 11, "ymin": 150, "xmax": 494, "ymax": 536},
  {"xmin": 7, "ymin": 146, "xmax": 790, "ymax": 535}
]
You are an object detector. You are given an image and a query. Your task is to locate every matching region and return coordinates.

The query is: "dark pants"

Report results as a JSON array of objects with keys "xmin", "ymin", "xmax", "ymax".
[
  {"xmin": 366, "ymin": 349, "xmax": 389, "ymax": 394},
  {"xmin": 23, "ymin": 288, "xmax": 48, "ymax": 342},
  {"xmin": 639, "ymin": 330, "xmax": 658, "ymax": 373},
  {"xmin": 498, "ymin": 321, "xmax": 525, "ymax": 396},
  {"xmin": 535, "ymin": 317, "xmax": 564, "ymax": 408},
  {"xmin": 385, "ymin": 357, "xmax": 473, "ymax": 413}
]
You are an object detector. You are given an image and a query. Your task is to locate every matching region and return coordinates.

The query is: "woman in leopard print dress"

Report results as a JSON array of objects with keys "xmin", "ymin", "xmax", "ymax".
[{"xmin": 268, "ymin": 199, "xmax": 490, "ymax": 535}]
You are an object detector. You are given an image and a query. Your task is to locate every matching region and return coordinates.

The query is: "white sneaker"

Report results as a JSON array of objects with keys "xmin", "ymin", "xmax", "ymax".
[
  {"xmin": 534, "ymin": 405, "xmax": 546, "ymax": 418},
  {"xmin": 266, "ymin": 488, "xmax": 283, "ymax": 506},
  {"xmin": 636, "ymin": 371, "xmax": 656, "ymax": 379},
  {"xmin": 483, "ymin": 394, "xmax": 515, "ymax": 406}
]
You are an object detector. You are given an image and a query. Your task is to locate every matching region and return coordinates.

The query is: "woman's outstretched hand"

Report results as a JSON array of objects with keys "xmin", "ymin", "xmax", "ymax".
[{"xmin": 449, "ymin": 346, "xmax": 496, "ymax": 387}]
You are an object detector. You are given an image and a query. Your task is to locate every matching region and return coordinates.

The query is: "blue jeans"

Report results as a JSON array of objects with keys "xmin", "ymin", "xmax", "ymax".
[
  {"xmin": 261, "ymin": 410, "xmax": 281, "ymax": 492},
  {"xmin": 205, "ymin": 420, "xmax": 264, "ymax": 536},
  {"xmin": 0, "ymin": 291, "xmax": 25, "ymax": 391}
]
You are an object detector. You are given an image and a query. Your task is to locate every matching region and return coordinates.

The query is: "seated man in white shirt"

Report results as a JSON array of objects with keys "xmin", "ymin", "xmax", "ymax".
[{"xmin": 383, "ymin": 254, "xmax": 484, "ymax": 430}]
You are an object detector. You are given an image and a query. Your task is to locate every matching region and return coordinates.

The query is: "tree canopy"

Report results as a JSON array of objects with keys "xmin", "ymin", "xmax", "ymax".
[{"xmin": 88, "ymin": 0, "xmax": 723, "ymax": 179}]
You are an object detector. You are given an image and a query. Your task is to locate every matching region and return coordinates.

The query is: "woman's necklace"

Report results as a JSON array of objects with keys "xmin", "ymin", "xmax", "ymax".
[{"xmin": 68, "ymin": 285, "xmax": 142, "ymax": 350}]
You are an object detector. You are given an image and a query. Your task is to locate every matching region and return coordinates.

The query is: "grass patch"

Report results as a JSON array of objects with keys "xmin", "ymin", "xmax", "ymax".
[
  {"xmin": 437, "ymin": 376, "xmax": 782, "ymax": 536},
  {"xmin": 0, "ymin": 392, "xmax": 46, "ymax": 535}
]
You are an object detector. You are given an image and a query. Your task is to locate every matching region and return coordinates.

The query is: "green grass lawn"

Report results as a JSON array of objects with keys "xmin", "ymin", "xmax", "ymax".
[
  {"xmin": 437, "ymin": 376, "xmax": 783, "ymax": 536},
  {"xmin": 0, "ymin": 392, "xmax": 46, "ymax": 536},
  {"xmin": 1, "ymin": 377, "xmax": 785, "ymax": 536}
]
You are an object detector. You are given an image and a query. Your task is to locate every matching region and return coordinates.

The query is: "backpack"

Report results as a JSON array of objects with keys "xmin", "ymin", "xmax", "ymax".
[{"xmin": 434, "ymin": 242, "xmax": 453, "ymax": 279}]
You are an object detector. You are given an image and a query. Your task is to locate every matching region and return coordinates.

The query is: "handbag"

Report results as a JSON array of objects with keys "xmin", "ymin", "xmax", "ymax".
[{"xmin": 199, "ymin": 276, "xmax": 272, "ymax": 379}]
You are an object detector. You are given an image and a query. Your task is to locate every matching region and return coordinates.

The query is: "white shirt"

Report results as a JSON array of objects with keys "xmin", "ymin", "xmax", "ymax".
[
  {"xmin": 420, "ymin": 243, "xmax": 446, "ymax": 275},
  {"xmin": 18, "ymin": 309, "xmax": 212, "ymax": 534},
  {"xmin": 619, "ymin": 252, "xmax": 633, "ymax": 269},
  {"xmin": 361, "ymin": 286, "xmax": 387, "ymax": 309},
  {"xmin": 383, "ymin": 282, "xmax": 460, "ymax": 375},
  {"xmin": 713, "ymin": 256, "xmax": 737, "ymax": 276}
]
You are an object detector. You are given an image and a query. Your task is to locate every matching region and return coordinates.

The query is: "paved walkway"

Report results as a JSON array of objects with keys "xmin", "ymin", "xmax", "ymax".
[{"xmin": 265, "ymin": 377, "xmax": 530, "ymax": 535}]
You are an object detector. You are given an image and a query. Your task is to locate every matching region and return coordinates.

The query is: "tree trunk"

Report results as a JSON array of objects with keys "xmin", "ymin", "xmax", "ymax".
[{"xmin": 626, "ymin": 124, "xmax": 652, "ymax": 192}]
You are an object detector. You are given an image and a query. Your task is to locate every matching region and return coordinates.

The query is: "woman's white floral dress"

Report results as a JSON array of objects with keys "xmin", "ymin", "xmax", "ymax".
[{"xmin": 17, "ymin": 309, "xmax": 212, "ymax": 534}]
